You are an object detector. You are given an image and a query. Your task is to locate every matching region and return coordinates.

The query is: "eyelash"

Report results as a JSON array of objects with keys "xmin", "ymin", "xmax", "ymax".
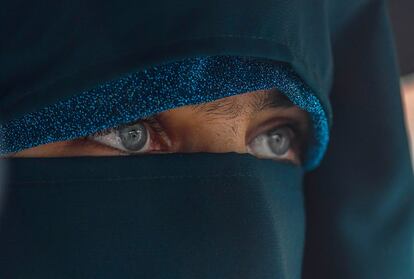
[
  {"xmin": 249, "ymin": 120, "xmax": 304, "ymax": 162},
  {"xmin": 84, "ymin": 116, "xmax": 168, "ymax": 154}
]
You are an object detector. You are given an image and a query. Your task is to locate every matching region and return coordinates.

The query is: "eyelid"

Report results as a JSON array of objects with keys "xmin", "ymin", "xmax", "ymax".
[{"xmin": 246, "ymin": 117, "xmax": 302, "ymax": 145}]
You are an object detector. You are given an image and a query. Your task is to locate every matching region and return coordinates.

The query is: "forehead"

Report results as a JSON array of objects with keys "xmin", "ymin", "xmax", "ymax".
[{"xmin": 188, "ymin": 89, "xmax": 295, "ymax": 120}]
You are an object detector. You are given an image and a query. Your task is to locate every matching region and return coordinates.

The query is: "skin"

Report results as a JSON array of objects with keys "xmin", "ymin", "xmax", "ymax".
[{"xmin": 6, "ymin": 89, "xmax": 310, "ymax": 165}]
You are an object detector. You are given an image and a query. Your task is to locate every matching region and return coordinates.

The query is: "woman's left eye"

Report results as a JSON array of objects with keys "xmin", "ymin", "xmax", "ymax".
[
  {"xmin": 87, "ymin": 120, "xmax": 165, "ymax": 154},
  {"xmin": 247, "ymin": 125, "xmax": 301, "ymax": 164}
]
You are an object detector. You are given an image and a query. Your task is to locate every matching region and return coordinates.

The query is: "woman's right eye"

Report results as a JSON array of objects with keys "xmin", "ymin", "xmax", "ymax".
[{"xmin": 87, "ymin": 119, "xmax": 166, "ymax": 154}]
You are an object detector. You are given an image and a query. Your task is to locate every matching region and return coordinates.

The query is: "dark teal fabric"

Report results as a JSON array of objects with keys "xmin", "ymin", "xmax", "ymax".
[
  {"xmin": 0, "ymin": 55, "xmax": 329, "ymax": 171},
  {"xmin": 0, "ymin": 154, "xmax": 304, "ymax": 279},
  {"xmin": 0, "ymin": 0, "xmax": 413, "ymax": 278},
  {"xmin": 303, "ymin": 2, "xmax": 414, "ymax": 277},
  {"xmin": 0, "ymin": 0, "xmax": 333, "ymax": 124}
]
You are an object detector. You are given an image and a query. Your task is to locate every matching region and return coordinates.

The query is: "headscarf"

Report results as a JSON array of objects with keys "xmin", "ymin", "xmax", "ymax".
[{"xmin": 0, "ymin": 0, "xmax": 413, "ymax": 278}]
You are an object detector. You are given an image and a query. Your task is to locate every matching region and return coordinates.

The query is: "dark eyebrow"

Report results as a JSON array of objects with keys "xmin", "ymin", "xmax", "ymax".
[
  {"xmin": 190, "ymin": 88, "xmax": 294, "ymax": 121},
  {"xmin": 250, "ymin": 88, "xmax": 294, "ymax": 112}
]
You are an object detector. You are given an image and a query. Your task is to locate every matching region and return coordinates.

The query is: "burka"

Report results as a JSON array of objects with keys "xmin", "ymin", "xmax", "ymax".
[{"xmin": 0, "ymin": 0, "xmax": 413, "ymax": 278}]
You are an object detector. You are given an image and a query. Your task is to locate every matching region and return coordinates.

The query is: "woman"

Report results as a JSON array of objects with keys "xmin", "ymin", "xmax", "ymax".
[{"xmin": 0, "ymin": 0, "xmax": 413, "ymax": 278}]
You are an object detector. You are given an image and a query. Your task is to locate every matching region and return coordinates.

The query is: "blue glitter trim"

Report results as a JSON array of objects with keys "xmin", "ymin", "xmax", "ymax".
[{"xmin": 0, "ymin": 55, "xmax": 329, "ymax": 171}]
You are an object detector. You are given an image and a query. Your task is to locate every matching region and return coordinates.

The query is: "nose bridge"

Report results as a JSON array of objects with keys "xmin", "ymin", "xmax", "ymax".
[{"xmin": 180, "ymin": 118, "xmax": 247, "ymax": 153}]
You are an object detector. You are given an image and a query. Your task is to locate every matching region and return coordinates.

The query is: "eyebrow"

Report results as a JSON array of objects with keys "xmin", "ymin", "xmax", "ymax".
[
  {"xmin": 190, "ymin": 88, "xmax": 294, "ymax": 120},
  {"xmin": 251, "ymin": 88, "xmax": 295, "ymax": 111}
]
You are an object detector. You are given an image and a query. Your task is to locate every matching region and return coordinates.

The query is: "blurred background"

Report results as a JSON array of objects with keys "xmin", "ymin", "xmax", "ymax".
[
  {"xmin": 401, "ymin": 74, "xmax": 414, "ymax": 169},
  {"xmin": 389, "ymin": 0, "xmax": 414, "ymax": 169}
]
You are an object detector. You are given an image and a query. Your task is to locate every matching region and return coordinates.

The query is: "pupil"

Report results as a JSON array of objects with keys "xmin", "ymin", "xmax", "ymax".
[
  {"xmin": 268, "ymin": 128, "xmax": 290, "ymax": 156},
  {"xmin": 118, "ymin": 123, "xmax": 148, "ymax": 151}
]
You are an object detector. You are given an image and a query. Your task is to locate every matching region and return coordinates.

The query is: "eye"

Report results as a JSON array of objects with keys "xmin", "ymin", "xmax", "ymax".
[
  {"xmin": 247, "ymin": 125, "xmax": 301, "ymax": 164},
  {"xmin": 87, "ymin": 118, "xmax": 167, "ymax": 154}
]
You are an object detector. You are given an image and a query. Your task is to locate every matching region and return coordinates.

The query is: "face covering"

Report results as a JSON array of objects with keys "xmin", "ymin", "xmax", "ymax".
[
  {"xmin": 0, "ymin": 51, "xmax": 322, "ymax": 278},
  {"xmin": 1, "ymin": 0, "xmax": 413, "ymax": 278},
  {"xmin": 0, "ymin": 153, "xmax": 305, "ymax": 278}
]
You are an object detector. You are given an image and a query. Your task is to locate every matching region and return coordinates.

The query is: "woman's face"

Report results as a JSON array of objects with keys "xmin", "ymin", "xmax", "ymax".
[{"xmin": 6, "ymin": 89, "xmax": 310, "ymax": 165}]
